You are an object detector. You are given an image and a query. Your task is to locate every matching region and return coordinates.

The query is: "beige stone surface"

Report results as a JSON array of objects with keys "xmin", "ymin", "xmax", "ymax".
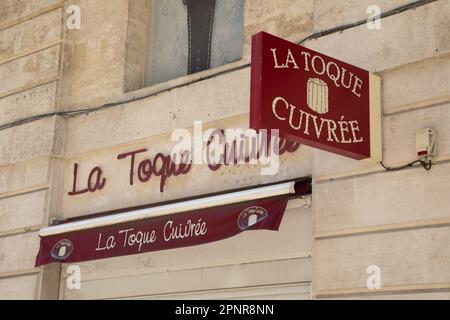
[
  {"xmin": 0, "ymin": 190, "xmax": 47, "ymax": 233},
  {"xmin": 313, "ymin": 102, "xmax": 450, "ymax": 179},
  {"xmin": 304, "ymin": 0, "xmax": 450, "ymax": 298},
  {"xmin": 0, "ymin": 8, "xmax": 62, "ymax": 62},
  {"xmin": 314, "ymin": 161, "xmax": 450, "ymax": 235},
  {"xmin": 127, "ymin": 283, "xmax": 311, "ymax": 300},
  {"xmin": 383, "ymin": 55, "xmax": 450, "ymax": 111},
  {"xmin": 0, "ymin": 158, "xmax": 50, "ymax": 194},
  {"xmin": 0, "ymin": 0, "xmax": 63, "ymax": 29},
  {"xmin": 314, "ymin": 0, "xmax": 413, "ymax": 32},
  {"xmin": 64, "ymin": 67, "xmax": 251, "ymax": 154},
  {"xmin": 59, "ymin": 114, "xmax": 312, "ymax": 217},
  {"xmin": 0, "ymin": 45, "xmax": 60, "ymax": 98},
  {"xmin": 0, "ymin": 0, "xmax": 64, "ymax": 301},
  {"xmin": 314, "ymin": 226, "xmax": 450, "ymax": 292},
  {"xmin": 0, "ymin": 82, "xmax": 57, "ymax": 127},
  {"xmin": 329, "ymin": 291, "xmax": 450, "ymax": 300},
  {"xmin": 243, "ymin": 0, "xmax": 314, "ymax": 61},
  {"xmin": 123, "ymin": 0, "xmax": 149, "ymax": 92},
  {"xmin": 0, "ymin": 232, "xmax": 40, "ymax": 274},
  {"xmin": 60, "ymin": 0, "xmax": 129, "ymax": 110},
  {"xmin": 0, "ymin": 274, "xmax": 38, "ymax": 300},
  {"xmin": 306, "ymin": 1, "xmax": 450, "ymax": 72},
  {"xmin": 383, "ymin": 103, "xmax": 450, "ymax": 163},
  {"xmin": 0, "ymin": 0, "xmax": 448, "ymax": 300},
  {"xmin": 0, "ymin": 117, "xmax": 57, "ymax": 166},
  {"xmin": 63, "ymin": 257, "xmax": 311, "ymax": 300}
]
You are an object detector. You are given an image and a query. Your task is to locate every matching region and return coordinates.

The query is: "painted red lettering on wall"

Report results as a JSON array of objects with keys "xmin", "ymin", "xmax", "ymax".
[
  {"xmin": 68, "ymin": 163, "xmax": 106, "ymax": 196},
  {"xmin": 68, "ymin": 138, "xmax": 299, "ymax": 196},
  {"xmin": 117, "ymin": 150, "xmax": 192, "ymax": 193}
]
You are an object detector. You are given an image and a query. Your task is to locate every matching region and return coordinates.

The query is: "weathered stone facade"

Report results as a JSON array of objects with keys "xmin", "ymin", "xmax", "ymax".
[{"xmin": 1, "ymin": 0, "xmax": 449, "ymax": 299}]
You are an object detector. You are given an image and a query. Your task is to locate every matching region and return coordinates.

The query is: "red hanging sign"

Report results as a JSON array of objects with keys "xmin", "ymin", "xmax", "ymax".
[
  {"xmin": 35, "ymin": 195, "xmax": 289, "ymax": 266},
  {"xmin": 250, "ymin": 32, "xmax": 381, "ymax": 161}
]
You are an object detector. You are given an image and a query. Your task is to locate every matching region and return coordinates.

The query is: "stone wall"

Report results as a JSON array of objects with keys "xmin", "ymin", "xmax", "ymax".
[
  {"xmin": 0, "ymin": 0, "xmax": 65, "ymax": 299},
  {"xmin": 1, "ymin": 0, "xmax": 449, "ymax": 299},
  {"xmin": 309, "ymin": 0, "xmax": 450, "ymax": 299}
]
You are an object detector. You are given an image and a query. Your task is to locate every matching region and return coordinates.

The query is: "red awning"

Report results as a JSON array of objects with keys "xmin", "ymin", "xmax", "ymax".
[{"xmin": 36, "ymin": 180, "xmax": 310, "ymax": 266}]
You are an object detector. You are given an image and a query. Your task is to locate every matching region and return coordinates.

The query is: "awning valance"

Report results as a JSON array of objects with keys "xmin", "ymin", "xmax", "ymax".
[{"xmin": 36, "ymin": 181, "xmax": 309, "ymax": 266}]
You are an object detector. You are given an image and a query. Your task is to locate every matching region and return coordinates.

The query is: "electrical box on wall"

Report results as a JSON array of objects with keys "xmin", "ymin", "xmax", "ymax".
[{"xmin": 415, "ymin": 128, "xmax": 437, "ymax": 160}]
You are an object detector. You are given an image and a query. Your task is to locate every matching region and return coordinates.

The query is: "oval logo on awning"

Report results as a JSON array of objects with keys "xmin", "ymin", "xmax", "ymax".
[
  {"xmin": 50, "ymin": 239, "xmax": 73, "ymax": 260},
  {"xmin": 238, "ymin": 206, "xmax": 268, "ymax": 230}
]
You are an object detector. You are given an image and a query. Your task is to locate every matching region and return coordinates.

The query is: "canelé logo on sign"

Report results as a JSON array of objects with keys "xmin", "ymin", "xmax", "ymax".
[
  {"xmin": 50, "ymin": 239, "xmax": 73, "ymax": 260},
  {"xmin": 250, "ymin": 32, "xmax": 382, "ymax": 161},
  {"xmin": 237, "ymin": 206, "xmax": 268, "ymax": 230}
]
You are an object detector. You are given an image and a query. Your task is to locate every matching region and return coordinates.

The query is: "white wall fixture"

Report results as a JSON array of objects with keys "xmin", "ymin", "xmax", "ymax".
[{"xmin": 415, "ymin": 128, "xmax": 437, "ymax": 161}]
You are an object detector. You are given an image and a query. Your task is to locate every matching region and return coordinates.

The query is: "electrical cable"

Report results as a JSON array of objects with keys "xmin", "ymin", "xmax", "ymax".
[
  {"xmin": 0, "ymin": 0, "xmax": 439, "ymax": 132},
  {"xmin": 422, "ymin": 160, "xmax": 433, "ymax": 171},
  {"xmin": 298, "ymin": 0, "xmax": 438, "ymax": 44},
  {"xmin": 379, "ymin": 159, "xmax": 433, "ymax": 171}
]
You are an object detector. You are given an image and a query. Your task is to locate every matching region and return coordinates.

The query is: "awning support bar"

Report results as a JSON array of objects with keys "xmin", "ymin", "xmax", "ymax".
[{"xmin": 39, "ymin": 182, "xmax": 296, "ymax": 237}]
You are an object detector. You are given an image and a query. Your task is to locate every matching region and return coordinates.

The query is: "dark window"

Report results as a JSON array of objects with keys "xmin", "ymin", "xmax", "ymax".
[{"xmin": 144, "ymin": 0, "xmax": 244, "ymax": 86}]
